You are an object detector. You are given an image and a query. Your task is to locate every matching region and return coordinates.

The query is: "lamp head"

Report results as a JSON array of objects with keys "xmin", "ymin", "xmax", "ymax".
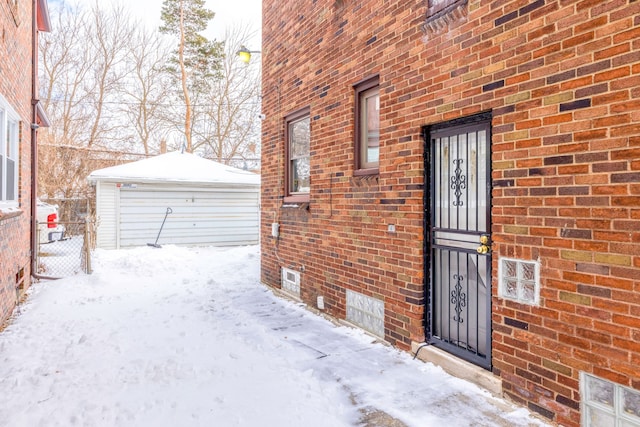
[{"xmin": 237, "ymin": 45, "xmax": 252, "ymax": 64}]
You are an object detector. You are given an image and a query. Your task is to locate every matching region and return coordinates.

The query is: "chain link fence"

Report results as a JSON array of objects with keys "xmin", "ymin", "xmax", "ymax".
[{"xmin": 36, "ymin": 198, "xmax": 96, "ymax": 278}]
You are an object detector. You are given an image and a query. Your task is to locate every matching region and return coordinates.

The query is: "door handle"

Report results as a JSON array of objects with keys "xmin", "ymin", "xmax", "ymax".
[
  {"xmin": 477, "ymin": 234, "xmax": 491, "ymax": 254},
  {"xmin": 477, "ymin": 244, "xmax": 490, "ymax": 254}
]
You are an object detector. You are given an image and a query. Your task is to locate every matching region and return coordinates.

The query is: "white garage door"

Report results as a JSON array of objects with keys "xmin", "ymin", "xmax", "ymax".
[{"xmin": 118, "ymin": 185, "xmax": 259, "ymax": 248}]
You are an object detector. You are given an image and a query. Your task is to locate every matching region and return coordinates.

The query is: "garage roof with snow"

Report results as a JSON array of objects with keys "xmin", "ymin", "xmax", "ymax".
[{"xmin": 88, "ymin": 151, "xmax": 259, "ymax": 187}]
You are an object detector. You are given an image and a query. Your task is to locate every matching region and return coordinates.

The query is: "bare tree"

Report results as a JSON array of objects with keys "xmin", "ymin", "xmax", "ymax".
[
  {"xmin": 40, "ymin": 4, "xmax": 93, "ymax": 149},
  {"xmin": 196, "ymin": 25, "xmax": 261, "ymax": 168},
  {"xmin": 85, "ymin": 4, "xmax": 134, "ymax": 148},
  {"xmin": 120, "ymin": 26, "xmax": 173, "ymax": 155},
  {"xmin": 38, "ymin": 3, "xmax": 147, "ymax": 198},
  {"xmin": 37, "ymin": 2, "xmax": 260, "ymax": 201}
]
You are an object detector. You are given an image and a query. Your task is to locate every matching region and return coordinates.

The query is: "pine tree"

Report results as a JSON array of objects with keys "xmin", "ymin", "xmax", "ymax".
[{"xmin": 160, "ymin": 0, "xmax": 223, "ymax": 152}]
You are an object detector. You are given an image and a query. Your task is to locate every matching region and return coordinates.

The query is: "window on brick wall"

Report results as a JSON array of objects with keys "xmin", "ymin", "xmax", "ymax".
[
  {"xmin": 498, "ymin": 258, "xmax": 540, "ymax": 305},
  {"xmin": 284, "ymin": 107, "xmax": 310, "ymax": 202},
  {"xmin": 0, "ymin": 94, "xmax": 20, "ymax": 208},
  {"xmin": 354, "ymin": 76, "xmax": 379, "ymax": 175},
  {"xmin": 581, "ymin": 372, "xmax": 640, "ymax": 427},
  {"xmin": 346, "ymin": 289, "xmax": 385, "ymax": 338}
]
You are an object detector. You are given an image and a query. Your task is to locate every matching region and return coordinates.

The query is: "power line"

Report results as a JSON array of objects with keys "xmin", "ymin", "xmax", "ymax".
[
  {"xmin": 41, "ymin": 98, "xmax": 262, "ymax": 108},
  {"xmin": 39, "ymin": 144, "xmax": 261, "ymax": 162}
]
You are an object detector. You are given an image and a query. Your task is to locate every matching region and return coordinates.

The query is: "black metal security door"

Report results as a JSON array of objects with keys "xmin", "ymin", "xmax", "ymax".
[{"xmin": 424, "ymin": 116, "xmax": 492, "ymax": 369}]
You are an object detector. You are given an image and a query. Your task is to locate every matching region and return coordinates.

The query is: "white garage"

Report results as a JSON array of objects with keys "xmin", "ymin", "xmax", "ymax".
[{"xmin": 88, "ymin": 151, "xmax": 260, "ymax": 249}]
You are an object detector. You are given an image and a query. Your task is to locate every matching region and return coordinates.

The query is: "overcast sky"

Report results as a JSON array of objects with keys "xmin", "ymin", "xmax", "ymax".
[{"xmin": 61, "ymin": 0, "xmax": 262, "ymax": 48}]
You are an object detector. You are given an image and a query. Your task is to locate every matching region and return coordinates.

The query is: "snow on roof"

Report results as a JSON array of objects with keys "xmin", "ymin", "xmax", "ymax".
[{"xmin": 87, "ymin": 151, "xmax": 260, "ymax": 186}]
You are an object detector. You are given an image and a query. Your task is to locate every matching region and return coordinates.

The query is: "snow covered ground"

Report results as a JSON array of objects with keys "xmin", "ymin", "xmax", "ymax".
[{"xmin": 0, "ymin": 245, "xmax": 551, "ymax": 427}]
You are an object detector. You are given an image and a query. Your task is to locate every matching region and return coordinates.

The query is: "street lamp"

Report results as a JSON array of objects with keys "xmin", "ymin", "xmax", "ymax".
[{"xmin": 236, "ymin": 45, "xmax": 261, "ymax": 64}]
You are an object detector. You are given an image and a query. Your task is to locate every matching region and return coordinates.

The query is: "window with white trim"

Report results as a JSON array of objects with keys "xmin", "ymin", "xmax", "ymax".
[{"xmin": 0, "ymin": 95, "xmax": 20, "ymax": 208}]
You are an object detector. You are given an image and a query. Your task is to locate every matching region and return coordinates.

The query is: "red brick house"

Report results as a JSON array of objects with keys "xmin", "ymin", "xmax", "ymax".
[
  {"xmin": 260, "ymin": 0, "xmax": 640, "ymax": 425},
  {"xmin": 0, "ymin": 0, "xmax": 51, "ymax": 325}
]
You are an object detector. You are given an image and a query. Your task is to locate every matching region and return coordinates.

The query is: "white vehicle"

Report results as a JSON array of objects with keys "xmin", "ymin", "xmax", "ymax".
[{"xmin": 37, "ymin": 200, "xmax": 66, "ymax": 243}]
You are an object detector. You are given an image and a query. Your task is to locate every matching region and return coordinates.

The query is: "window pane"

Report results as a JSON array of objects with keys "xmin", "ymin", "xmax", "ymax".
[
  {"xmin": 586, "ymin": 375, "xmax": 614, "ymax": 407},
  {"xmin": 292, "ymin": 157, "xmax": 310, "ymax": 193},
  {"xmin": 3, "ymin": 117, "xmax": 18, "ymax": 201},
  {"xmin": 6, "ymin": 158, "xmax": 14, "ymax": 200},
  {"xmin": 504, "ymin": 279, "xmax": 518, "ymax": 299},
  {"xmin": 503, "ymin": 260, "xmax": 517, "ymax": 278},
  {"xmin": 361, "ymin": 89, "xmax": 379, "ymax": 166},
  {"xmin": 0, "ymin": 154, "xmax": 4, "ymax": 201},
  {"xmin": 521, "ymin": 262, "xmax": 536, "ymax": 281},
  {"xmin": 623, "ymin": 387, "xmax": 640, "ymax": 418},
  {"xmin": 0, "ymin": 110, "xmax": 5, "ymax": 159},
  {"xmin": 287, "ymin": 113, "xmax": 310, "ymax": 195},
  {"xmin": 586, "ymin": 407, "xmax": 616, "ymax": 427},
  {"xmin": 7, "ymin": 120, "xmax": 17, "ymax": 158},
  {"xmin": 290, "ymin": 117, "xmax": 310, "ymax": 158},
  {"xmin": 521, "ymin": 282, "xmax": 535, "ymax": 302}
]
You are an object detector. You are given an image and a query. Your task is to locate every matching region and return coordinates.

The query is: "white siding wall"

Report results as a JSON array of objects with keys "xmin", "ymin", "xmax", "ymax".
[
  {"xmin": 95, "ymin": 182, "xmax": 119, "ymax": 249},
  {"xmin": 101, "ymin": 183, "xmax": 259, "ymax": 248}
]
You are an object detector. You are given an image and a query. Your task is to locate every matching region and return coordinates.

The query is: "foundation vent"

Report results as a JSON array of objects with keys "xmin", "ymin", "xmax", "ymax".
[{"xmin": 281, "ymin": 267, "xmax": 300, "ymax": 297}]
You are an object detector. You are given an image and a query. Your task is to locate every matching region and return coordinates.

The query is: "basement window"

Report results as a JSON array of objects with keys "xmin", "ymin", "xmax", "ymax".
[
  {"xmin": 498, "ymin": 258, "xmax": 540, "ymax": 305},
  {"xmin": 346, "ymin": 289, "xmax": 384, "ymax": 338},
  {"xmin": 581, "ymin": 372, "xmax": 640, "ymax": 427}
]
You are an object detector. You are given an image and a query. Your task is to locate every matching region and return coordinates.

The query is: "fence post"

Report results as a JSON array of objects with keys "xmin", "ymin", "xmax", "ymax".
[
  {"xmin": 35, "ymin": 220, "xmax": 40, "ymax": 275},
  {"xmin": 83, "ymin": 218, "xmax": 92, "ymax": 274}
]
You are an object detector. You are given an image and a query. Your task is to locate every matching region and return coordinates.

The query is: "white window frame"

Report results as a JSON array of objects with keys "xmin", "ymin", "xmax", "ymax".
[{"xmin": 0, "ymin": 94, "xmax": 20, "ymax": 208}]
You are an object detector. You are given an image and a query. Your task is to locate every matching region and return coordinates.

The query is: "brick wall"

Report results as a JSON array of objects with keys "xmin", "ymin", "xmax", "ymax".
[
  {"xmin": 0, "ymin": 0, "xmax": 36, "ymax": 325},
  {"xmin": 261, "ymin": 1, "xmax": 640, "ymax": 425}
]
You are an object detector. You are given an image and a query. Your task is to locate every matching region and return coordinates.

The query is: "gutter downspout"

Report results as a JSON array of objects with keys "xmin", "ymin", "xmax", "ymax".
[{"xmin": 30, "ymin": 0, "xmax": 56, "ymax": 281}]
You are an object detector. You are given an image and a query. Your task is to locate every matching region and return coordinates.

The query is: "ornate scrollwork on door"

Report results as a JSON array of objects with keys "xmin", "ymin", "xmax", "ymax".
[
  {"xmin": 450, "ymin": 273, "xmax": 466, "ymax": 323},
  {"xmin": 450, "ymin": 159, "xmax": 466, "ymax": 206}
]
